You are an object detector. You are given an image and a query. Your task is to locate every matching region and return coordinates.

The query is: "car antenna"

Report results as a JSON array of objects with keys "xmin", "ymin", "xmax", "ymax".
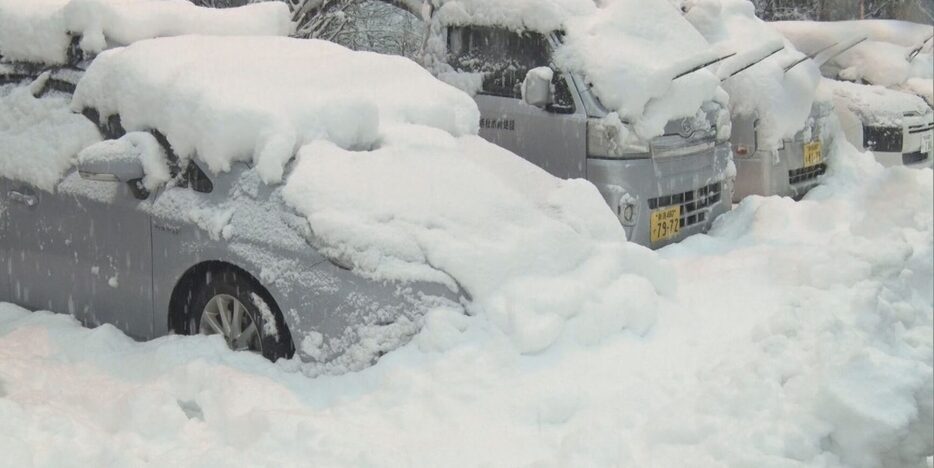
[
  {"xmin": 722, "ymin": 44, "xmax": 785, "ymax": 81},
  {"xmin": 783, "ymin": 40, "xmax": 840, "ymax": 73},
  {"xmin": 674, "ymin": 52, "xmax": 737, "ymax": 80}
]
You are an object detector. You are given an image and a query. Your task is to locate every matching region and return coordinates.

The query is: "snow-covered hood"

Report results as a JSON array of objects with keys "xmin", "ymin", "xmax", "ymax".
[
  {"xmin": 821, "ymin": 78, "xmax": 932, "ymax": 127},
  {"xmin": 426, "ymin": 0, "xmax": 725, "ymax": 139},
  {"xmin": 679, "ymin": 0, "xmax": 821, "ymax": 146},
  {"xmin": 773, "ymin": 19, "xmax": 934, "ymax": 48},
  {"xmin": 0, "ymin": 0, "xmax": 292, "ymax": 65}
]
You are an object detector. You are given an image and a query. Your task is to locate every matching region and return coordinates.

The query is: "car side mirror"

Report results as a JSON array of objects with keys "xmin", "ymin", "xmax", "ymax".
[
  {"xmin": 521, "ymin": 67, "xmax": 554, "ymax": 109},
  {"xmin": 78, "ymin": 152, "xmax": 144, "ymax": 183}
]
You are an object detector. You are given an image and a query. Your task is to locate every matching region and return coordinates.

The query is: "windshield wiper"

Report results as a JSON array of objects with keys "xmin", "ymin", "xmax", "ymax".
[
  {"xmin": 674, "ymin": 52, "xmax": 737, "ymax": 80},
  {"xmin": 907, "ymin": 34, "xmax": 933, "ymax": 62},
  {"xmin": 815, "ymin": 36, "xmax": 869, "ymax": 68},
  {"xmin": 783, "ymin": 40, "xmax": 840, "ymax": 73},
  {"xmin": 722, "ymin": 44, "xmax": 785, "ymax": 81}
]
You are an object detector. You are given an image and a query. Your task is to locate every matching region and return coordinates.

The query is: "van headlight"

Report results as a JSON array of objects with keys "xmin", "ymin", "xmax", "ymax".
[{"xmin": 587, "ymin": 118, "xmax": 649, "ymax": 158}]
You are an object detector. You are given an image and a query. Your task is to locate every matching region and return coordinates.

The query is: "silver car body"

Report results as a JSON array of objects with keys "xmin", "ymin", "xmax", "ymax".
[
  {"xmin": 731, "ymin": 100, "xmax": 835, "ymax": 201},
  {"xmin": 0, "ymin": 78, "xmax": 461, "ymax": 366}
]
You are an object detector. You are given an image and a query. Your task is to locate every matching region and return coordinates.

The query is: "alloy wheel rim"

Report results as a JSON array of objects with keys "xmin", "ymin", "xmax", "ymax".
[{"xmin": 199, "ymin": 293, "xmax": 263, "ymax": 353}]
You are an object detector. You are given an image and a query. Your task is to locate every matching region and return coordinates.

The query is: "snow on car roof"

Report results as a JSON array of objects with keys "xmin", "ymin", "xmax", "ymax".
[
  {"xmin": 0, "ymin": 0, "xmax": 292, "ymax": 65},
  {"xmin": 772, "ymin": 19, "xmax": 934, "ymax": 49},
  {"xmin": 679, "ymin": 0, "xmax": 822, "ymax": 145},
  {"xmin": 72, "ymin": 35, "xmax": 480, "ymax": 183},
  {"xmin": 417, "ymin": 0, "xmax": 725, "ymax": 138}
]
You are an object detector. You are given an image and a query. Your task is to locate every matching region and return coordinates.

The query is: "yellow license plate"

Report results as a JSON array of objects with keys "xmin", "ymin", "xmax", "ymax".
[
  {"xmin": 804, "ymin": 141, "xmax": 822, "ymax": 167},
  {"xmin": 650, "ymin": 205, "xmax": 681, "ymax": 243}
]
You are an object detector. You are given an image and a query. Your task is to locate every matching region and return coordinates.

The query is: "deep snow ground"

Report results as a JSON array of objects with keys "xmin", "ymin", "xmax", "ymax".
[{"xmin": 0, "ymin": 141, "xmax": 931, "ymax": 467}]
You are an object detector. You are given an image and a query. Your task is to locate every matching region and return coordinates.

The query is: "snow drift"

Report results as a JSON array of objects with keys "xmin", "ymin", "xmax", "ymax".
[
  {"xmin": 0, "ymin": 135, "xmax": 930, "ymax": 466},
  {"xmin": 0, "ymin": 0, "xmax": 291, "ymax": 64}
]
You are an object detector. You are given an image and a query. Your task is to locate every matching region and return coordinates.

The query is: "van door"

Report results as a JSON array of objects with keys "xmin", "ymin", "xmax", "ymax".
[
  {"xmin": 0, "ymin": 176, "xmax": 13, "ymax": 301},
  {"xmin": 448, "ymin": 27, "xmax": 588, "ymax": 179},
  {"xmin": 4, "ymin": 173, "xmax": 154, "ymax": 338}
]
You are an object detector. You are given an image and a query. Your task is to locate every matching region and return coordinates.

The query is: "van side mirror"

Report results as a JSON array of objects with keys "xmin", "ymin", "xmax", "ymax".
[
  {"xmin": 522, "ymin": 67, "xmax": 554, "ymax": 109},
  {"xmin": 78, "ymin": 148, "xmax": 145, "ymax": 183}
]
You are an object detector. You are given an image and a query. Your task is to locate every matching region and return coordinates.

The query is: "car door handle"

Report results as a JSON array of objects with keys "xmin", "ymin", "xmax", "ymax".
[{"xmin": 8, "ymin": 190, "xmax": 37, "ymax": 207}]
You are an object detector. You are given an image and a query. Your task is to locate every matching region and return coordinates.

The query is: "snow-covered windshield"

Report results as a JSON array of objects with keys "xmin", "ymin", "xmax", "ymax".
[{"xmin": 679, "ymin": 0, "xmax": 822, "ymax": 146}]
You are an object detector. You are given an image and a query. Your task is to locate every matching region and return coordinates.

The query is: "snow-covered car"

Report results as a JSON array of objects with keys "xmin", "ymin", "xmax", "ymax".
[
  {"xmin": 822, "ymin": 78, "xmax": 933, "ymax": 167},
  {"xmin": 2, "ymin": 34, "xmax": 669, "ymax": 367},
  {"xmin": 319, "ymin": 0, "xmax": 736, "ymax": 248},
  {"xmin": 679, "ymin": 0, "xmax": 835, "ymax": 201},
  {"xmin": 773, "ymin": 20, "xmax": 934, "ymax": 106}
]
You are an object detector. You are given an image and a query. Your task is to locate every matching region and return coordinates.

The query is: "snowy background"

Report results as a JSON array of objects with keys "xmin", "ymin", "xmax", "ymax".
[{"xmin": 1, "ymin": 137, "xmax": 931, "ymax": 466}]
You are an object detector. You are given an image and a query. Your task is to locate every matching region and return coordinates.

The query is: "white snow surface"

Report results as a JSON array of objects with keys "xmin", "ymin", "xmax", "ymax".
[
  {"xmin": 72, "ymin": 36, "xmax": 480, "ymax": 183},
  {"xmin": 431, "ymin": 0, "xmax": 595, "ymax": 32},
  {"xmin": 821, "ymin": 78, "xmax": 932, "ymax": 127},
  {"xmin": 0, "ymin": 82, "xmax": 100, "ymax": 192},
  {"xmin": 0, "ymin": 137, "xmax": 931, "ymax": 466},
  {"xmin": 282, "ymin": 126, "xmax": 668, "ymax": 353},
  {"xmin": 0, "ymin": 0, "xmax": 291, "ymax": 64},
  {"xmin": 679, "ymin": 0, "xmax": 822, "ymax": 146},
  {"xmin": 773, "ymin": 20, "xmax": 934, "ymax": 88},
  {"xmin": 76, "ymin": 131, "xmax": 171, "ymax": 190},
  {"xmin": 773, "ymin": 19, "xmax": 934, "ymax": 48}
]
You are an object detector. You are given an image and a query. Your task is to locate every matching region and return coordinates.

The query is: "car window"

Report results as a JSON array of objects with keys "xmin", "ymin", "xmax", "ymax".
[{"xmin": 447, "ymin": 26, "xmax": 575, "ymax": 111}]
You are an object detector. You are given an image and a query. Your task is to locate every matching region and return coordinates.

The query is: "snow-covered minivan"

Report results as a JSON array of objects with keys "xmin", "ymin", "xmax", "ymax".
[
  {"xmin": 679, "ymin": 0, "xmax": 835, "ymax": 201},
  {"xmin": 313, "ymin": 0, "xmax": 735, "ymax": 247}
]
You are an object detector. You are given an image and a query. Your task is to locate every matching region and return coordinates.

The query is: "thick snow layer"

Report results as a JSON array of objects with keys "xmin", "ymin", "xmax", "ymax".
[
  {"xmin": 0, "ymin": 136, "xmax": 931, "ymax": 466},
  {"xmin": 0, "ymin": 81, "xmax": 100, "ymax": 192},
  {"xmin": 72, "ymin": 36, "xmax": 480, "ymax": 183},
  {"xmin": 773, "ymin": 19, "xmax": 934, "ymax": 49},
  {"xmin": 283, "ymin": 125, "xmax": 669, "ymax": 353},
  {"xmin": 432, "ymin": 0, "xmax": 595, "ymax": 32},
  {"xmin": 773, "ymin": 20, "xmax": 933, "ymax": 88},
  {"xmin": 679, "ymin": 0, "xmax": 821, "ymax": 146},
  {"xmin": 554, "ymin": 0, "xmax": 724, "ymax": 137},
  {"xmin": 0, "ymin": 0, "xmax": 291, "ymax": 64},
  {"xmin": 821, "ymin": 78, "xmax": 932, "ymax": 127},
  {"xmin": 76, "ymin": 132, "xmax": 170, "ymax": 190}
]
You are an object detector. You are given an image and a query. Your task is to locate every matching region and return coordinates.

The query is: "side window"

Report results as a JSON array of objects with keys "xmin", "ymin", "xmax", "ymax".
[
  {"xmin": 447, "ymin": 26, "xmax": 575, "ymax": 111},
  {"xmin": 317, "ymin": 0, "xmax": 427, "ymax": 61}
]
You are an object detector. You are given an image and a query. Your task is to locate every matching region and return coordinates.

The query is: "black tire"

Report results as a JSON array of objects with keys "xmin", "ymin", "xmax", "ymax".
[{"xmin": 178, "ymin": 266, "xmax": 294, "ymax": 361}]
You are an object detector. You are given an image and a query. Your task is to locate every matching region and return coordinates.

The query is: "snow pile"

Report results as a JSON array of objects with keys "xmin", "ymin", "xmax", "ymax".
[
  {"xmin": 0, "ymin": 0, "xmax": 291, "ymax": 64},
  {"xmin": 73, "ymin": 36, "xmax": 480, "ymax": 184},
  {"xmin": 0, "ymin": 136, "xmax": 930, "ymax": 466},
  {"xmin": 0, "ymin": 81, "xmax": 100, "ymax": 192},
  {"xmin": 679, "ymin": 0, "xmax": 821, "ymax": 146},
  {"xmin": 820, "ymin": 78, "xmax": 931, "ymax": 127},
  {"xmin": 554, "ymin": 0, "xmax": 724, "ymax": 138},
  {"xmin": 283, "ymin": 127, "xmax": 670, "ymax": 353}
]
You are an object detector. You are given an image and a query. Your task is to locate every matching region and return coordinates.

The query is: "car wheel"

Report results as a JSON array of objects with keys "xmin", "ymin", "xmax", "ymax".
[{"xmin": 181, "ymin": 267, "xmax": 294, "ymax": 361}]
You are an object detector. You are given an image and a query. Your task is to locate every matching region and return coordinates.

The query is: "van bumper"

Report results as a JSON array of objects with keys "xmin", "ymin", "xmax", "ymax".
[{"xmin": 587, "ymin": 141, "xmax": 733, "ymax": 248}]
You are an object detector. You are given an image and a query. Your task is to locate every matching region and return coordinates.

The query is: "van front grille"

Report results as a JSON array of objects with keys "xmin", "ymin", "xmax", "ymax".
[
  {"xmin": 648, "ymin": 182, "xmax": 722, "ymax": 229},
  {"xmin": 789, "ymin": 163, "xmax": 827, "ymax": 185},
  {"xmin": 903, "ymin": 151, "xmax": 930, "ymax": 165}
]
